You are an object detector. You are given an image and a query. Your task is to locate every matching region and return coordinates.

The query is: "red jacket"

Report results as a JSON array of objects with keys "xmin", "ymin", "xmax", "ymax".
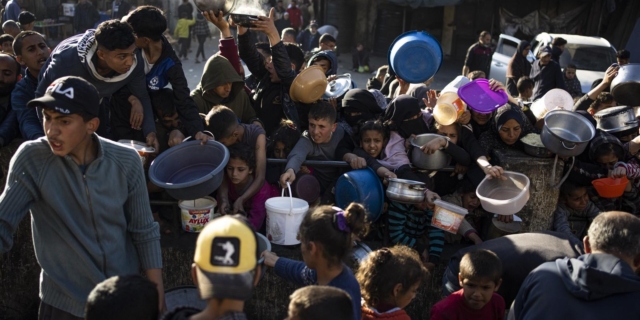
[{"xmin": 287, "ymin": 7, "xmax": 303, "ymax": 29}]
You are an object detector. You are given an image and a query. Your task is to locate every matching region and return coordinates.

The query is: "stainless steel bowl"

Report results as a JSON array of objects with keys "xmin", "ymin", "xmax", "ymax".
[
  {"xmin": 194, "ymin": 0, "xmax": 236, "ymax": 14},
  {"xmin": 409, "ymin": 134, "xmax": 450, "ymax": 170}
]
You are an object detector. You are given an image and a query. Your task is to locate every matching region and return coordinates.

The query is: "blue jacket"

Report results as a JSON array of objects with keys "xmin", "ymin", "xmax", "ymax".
[
  {"xmin": 274, "ymin": 257, "xmax": 361, "ymax": 320},
  {"xmin": 2, "ymin": 0, "xmax": 20, "ymax": 22},
  {"xmin": 12, "ymin": 69, "xmax": 44, "ymax": 140},
  {"xmin": 36, "ymin": 30, "xmax": 156, "ymax": 136}
]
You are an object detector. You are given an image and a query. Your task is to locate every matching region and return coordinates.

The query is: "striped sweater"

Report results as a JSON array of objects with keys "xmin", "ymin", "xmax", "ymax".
[
  {"xmin": 0, "ymin": 135, "xmax": 162, "ymax": 317},
  {"xmin": 387, "ymin": 202, "xmax": 445, "ymax": 264}
]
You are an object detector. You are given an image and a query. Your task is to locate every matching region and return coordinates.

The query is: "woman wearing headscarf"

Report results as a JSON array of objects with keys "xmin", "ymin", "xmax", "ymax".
[
  {"xmin": 382, "ymin": 95, "xmax": 432, "ymax": 139},
  {"xmin": 341, "ymin": 89, "xmax": 384, "ymax": 132},
  {"xmin": 506, "ymin": 41, "xmax": 532, "ymax": 97},
  {"xmin": 479, "ymin": 104, "xmax": 537, "ymax": 159}
]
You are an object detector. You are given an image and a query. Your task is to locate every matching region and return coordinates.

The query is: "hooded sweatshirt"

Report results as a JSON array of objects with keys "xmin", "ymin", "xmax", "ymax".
[
  {"xmin": 191, "ymin": 55, "xmax": 256, "ymax": 123},
  {"xmin": 35, "ymin": 30, "xmax": 156, "ymax": 136},
  {"xmin": 308, "ymin": 50, "xmax": 338, "ymax": 76},
  {"xmin": 510, "ymin": 253, "xmax": 640, "ymax": 320}
]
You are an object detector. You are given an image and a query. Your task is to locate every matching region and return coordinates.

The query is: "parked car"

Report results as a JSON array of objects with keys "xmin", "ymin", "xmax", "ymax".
[{"xmin": 491, "ymin": 33, "xmax": 617, "ymax": 94}]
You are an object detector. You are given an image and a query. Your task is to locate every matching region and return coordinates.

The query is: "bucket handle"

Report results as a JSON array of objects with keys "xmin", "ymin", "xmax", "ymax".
[
  {"xmin": 561, "ymin": 141, "xmax": 576, "ymax": 150},
  {"xmin": 281, "ymin": 182, "xmax": 294, "ymax": 215},
  {"xmin": 549, "ymin": 155, "xmax": 575, "ymax": 189}
]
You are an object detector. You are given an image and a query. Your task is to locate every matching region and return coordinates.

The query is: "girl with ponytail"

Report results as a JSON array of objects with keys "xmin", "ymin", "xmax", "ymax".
[{"xmin": 262, "ymin": 203, "xmax": 368, "ymax": 320}]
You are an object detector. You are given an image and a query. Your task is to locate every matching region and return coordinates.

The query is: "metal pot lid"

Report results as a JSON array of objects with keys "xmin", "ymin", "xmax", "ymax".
[
  {"xmin": 594, "ymin": 106, "xmax": 634, "ymax": 118},
  {"xmin": 117, "ymin": 139, "xmax": 155, "ymax": 153},
  {"xmin": 322, "ymin": 76, "xmax": 352, "ymax": 99},
  {"xmin": 387, "ymin": 178, "xmax": 425, "ymax": 186}
]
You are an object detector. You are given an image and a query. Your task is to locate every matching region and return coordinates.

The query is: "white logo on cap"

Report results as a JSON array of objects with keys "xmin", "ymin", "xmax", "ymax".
[
  {"xmin": 47, "ymin": 82, "xmax": 75, "ymax": 99},
  {"xmin": 214, "ymin": 241, "xmax": 235, "ymax": 265},
  {"xmin": 54, "ymin": 107, "xmax": 70, "ymax": 114}
]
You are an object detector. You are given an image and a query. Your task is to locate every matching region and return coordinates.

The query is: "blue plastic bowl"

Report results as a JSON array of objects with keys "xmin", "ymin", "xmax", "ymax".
[
  {"xmin": 388, "ymin": 30, "xmax": 443, "ymax": 84},
  {"xmin": 149, "ymin": 140, "xmax": 229, "ymax": 200},
  {"xmin": 335, "ymin": 167, "xmax": 384, "ymax": 222}
]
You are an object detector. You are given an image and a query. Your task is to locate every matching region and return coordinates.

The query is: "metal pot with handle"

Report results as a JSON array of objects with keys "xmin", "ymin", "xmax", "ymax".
[
  {"xmin": 594, "ymin": 106, "xmax": 638, "ymax": 133},
  {"xmin": 386, "ymin": 178, "xmax": 426, "ymax": 204},
  {"xmin": 194, "ymin": 0, "xmax": 238, "ymax": 14},
  {"xmin": 322, "ymin": 74, "xmax": 353, "ymax": 99},
  {"xmin": 541, "ymin": 110, "xmax": 595, "ymax": 188},
  {"xmin": 409, "ymin": 134, "xmax": 450, "ymax": 170},
  {"xmin": 611, "ymin": 63, "xmax": 640, "ymax": 106}
]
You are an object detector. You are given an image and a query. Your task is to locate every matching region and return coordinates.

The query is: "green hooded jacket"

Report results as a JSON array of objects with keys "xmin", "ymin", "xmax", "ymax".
[{"xmin": 190, "ymin": 55, "xmax": 256, "ymax": 122}]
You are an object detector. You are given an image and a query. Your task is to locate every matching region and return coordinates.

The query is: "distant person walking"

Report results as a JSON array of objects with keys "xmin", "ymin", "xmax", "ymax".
[{"xmin": 463, "ymin": 31, "xmax": 493, "ymax": 78}]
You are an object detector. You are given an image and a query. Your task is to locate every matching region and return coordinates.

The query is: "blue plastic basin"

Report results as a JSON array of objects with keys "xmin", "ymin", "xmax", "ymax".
[
  {"xmin": 335, "ymin": 167, "xmax": 384, "ymax": 222},
  {"xmin": 149, "ymin": 140, "xmax": 229, "ymax": 200},
  {"xmin": 388, "ymin": 30, "xmax": 443, "ymax": 84}
]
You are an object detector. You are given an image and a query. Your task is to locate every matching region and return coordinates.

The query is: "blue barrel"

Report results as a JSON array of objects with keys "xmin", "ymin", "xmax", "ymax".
[
  {"xmin": 335, "ymin": 168, "xmax": 384, "ymax": 222},
  {"xmin": 388, "ymin": 30, "xmax": 443, "ymax": 84}
]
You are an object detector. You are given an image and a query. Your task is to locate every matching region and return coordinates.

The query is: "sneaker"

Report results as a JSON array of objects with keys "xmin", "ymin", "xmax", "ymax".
[
  {"xmin": 358, "ymin": 66, "xmax": 364, "ymax": 73},
  {"xmin": 364, "ymin": 65, "xmax": 370, "ymax": 72}
]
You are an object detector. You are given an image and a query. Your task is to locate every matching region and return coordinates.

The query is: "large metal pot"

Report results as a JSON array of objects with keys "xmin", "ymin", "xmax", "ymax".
[
  {"xmin": 541, "ymin": 110, "xmax": 595, "ymax": 157},
  {"xmin": 409, "ymin": 134, "xmax": 450, "ymax": 170},
  {"xmin": 611, "ymin": 63, "xmax": 640, "ymax": 106},
  {"xmin": 194, "ymin": 0, "xmax": 237, "ymax": 14},
  {"xmin": 594, "ymin": 106, "xmax": 638, "ymax": 133},
  {"xmin": 386, "ymin": 178, "xmax": 426, "ymax": 204}
]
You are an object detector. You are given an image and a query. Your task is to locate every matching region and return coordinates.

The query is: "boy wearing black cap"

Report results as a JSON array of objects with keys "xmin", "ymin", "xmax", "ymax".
[
  {"xmin": 163, "ymin": 215, "xmax": 262, "ymax": 320},
  {"xmin": 18, "ymin": 11, "xmax": 35, "ymax": 31},
  {"xmin": 0, "ymin": 76, "xmax": 164, "ymax": 319}
]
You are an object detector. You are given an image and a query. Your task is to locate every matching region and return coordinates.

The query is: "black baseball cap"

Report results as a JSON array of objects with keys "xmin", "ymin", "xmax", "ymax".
[
  {"xmin": 18, "ymin": 12, "xmax": 36, "ymax": 25},
  {"xmin": 539, "ymin": 46, "xmax": 552, "ymax": 57},
  {"xmin": 27, "ymin": 76, "xmax": 100, "ymax": 118}
]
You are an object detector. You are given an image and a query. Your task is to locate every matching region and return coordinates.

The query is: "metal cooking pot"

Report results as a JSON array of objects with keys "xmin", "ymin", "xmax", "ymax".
[
  {"xmin": 541, "ymin": 110, "xmax": 595, "ymax": 157},
  {"xmin": 194, "ymin": 0, "xmax": 237, "ymax": 14},
  {"xmin": 322, "ymin": 74, "xmax": 353, "ymax": 99},
  {"xmin": 351, "ymin": 241, "xmax": 372, "ymax": 265},
  {"xmin": 594, "ymin": 106, "xmax": 638, "ymax": 133},
  {"xmin": 386, "ymin": 178, "xmax": 426, "ymax": 204},
  {"xmin": 611, "ymin": 63, "xmax": 640, "ymax": 106},
  {"xmin": 409, "ymin": 134, "xmax": 450, "ymax": 170}
]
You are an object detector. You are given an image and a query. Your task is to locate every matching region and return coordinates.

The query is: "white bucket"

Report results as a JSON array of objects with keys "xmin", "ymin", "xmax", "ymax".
[
  {"xmin": 179, "ymin": 196, "xmax": 217, "ymax": 233},
  {"xmin": 265, "ymin": 182, "xmax": 309, "ymax": 245},
  {"xmin": 440, "ymin": 75, "xmax": 471, "ymax": 95},
  {"xmin": 431, "ymin": 199, "xmax": 468, "ymax": 234},
  {"xmin": 530, "ymin": 89, "xmax": 574, "ymax": 120}
]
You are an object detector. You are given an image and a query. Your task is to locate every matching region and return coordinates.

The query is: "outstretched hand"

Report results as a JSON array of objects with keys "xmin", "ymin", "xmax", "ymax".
[{"xmin": 202, "ymin": 10, "xmax": 231, "ymax": 37}]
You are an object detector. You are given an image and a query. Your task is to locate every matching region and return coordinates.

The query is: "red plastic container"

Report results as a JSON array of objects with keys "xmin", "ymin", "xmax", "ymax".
[{"xmin": 592, "ymin": 176, "xmax": 629, "ymax": 198}]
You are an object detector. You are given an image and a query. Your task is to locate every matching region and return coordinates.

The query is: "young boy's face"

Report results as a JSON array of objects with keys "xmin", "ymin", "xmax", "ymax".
[
  {"xmin": 273, "ymin": 141, "xmax": 287, "ymax": 159},
  {"xmin": 565, "ymin": 68, "xmax": 576, "ymax": 80},
  {"xmin": 17, "ymin": 34, "xmax": 50, "ymax": 72},
  {"xmin": 308, "ymin": 117, "xmax": 336, "ymax": 144},
  {"xmin": 458, "ymin": 276, "xmax": 501, "ymax": 310},
  {"xmin": 320, "ymin": 41, "xmax": 336, "ymax": 51},
  {"xmin": 157, "ymin": 110, "xmax": 181, "ymax": 129},
  {"xmin": 520, "ymin": 88, "xmax": 533, "ymax": 100},
  {"xmin": 564, "ymin": 187, "xmax": 589, "ymax": 211},
  {"xmin": 43, "ymin": 109, "xmax": 96, "ymax": 158},
  {"xmin": 96, "ymin": 44, "xmax": 137, "ymax": 75},
  {"xmin": 226, "ymin": 157, "xmax": 252, "ymax": 186},
  {"xmin": 1, "ymin": 41, "xmax": 13, "ymax": 55},
  {"xmin": 312, "ymin": 58, "xmax": 331, "ymax": 75}
]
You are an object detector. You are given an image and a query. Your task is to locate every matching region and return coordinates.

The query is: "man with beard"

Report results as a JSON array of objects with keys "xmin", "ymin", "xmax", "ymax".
[
  {"xmin": 509, "ymin": 211, "xmax": 640, "ymax": 320},
  {"xmin": 0, "ymin": 76, "xmax": 164, "ymax": 319},
  {"xmin": 530, "ymin": 46, "xmax": 566, "ymax": 101},
  {"xmin": 0, "ymin": 53, "xmax": 21, "ymax": 148},
  {"xmin": 463, "ymin": 31, "xmax": 493, "ymax": 78},
  {"xmin": 35, "ymin": 20, "xmax": 159, "ymax": 150}
]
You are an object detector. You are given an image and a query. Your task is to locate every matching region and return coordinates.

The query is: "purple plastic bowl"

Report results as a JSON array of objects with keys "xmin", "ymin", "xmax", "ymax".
[{"xmin": 458, "ymin": 79, "xmax": 508, "ymax": 114}]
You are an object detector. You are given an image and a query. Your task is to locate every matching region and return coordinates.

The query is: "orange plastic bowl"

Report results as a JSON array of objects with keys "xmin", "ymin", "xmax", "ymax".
[{"xmin": 592, "ymin": 176, "xmax": 629, "ymax": 198}]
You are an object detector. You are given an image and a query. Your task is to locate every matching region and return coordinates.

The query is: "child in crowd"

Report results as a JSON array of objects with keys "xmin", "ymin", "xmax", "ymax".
[
  {"xmin": 11, "ymin": 31, "xmax": 49, "ymax": 140},
  {"xmin": 222, "ymin": 144, "xmax": 278, "ymax": 231},
  {"xmin": 287, "ymin": 286, "xmax": 354, "ymax": 320},
  {"xmin": 563, "ymin": 64, "xmax": 582, "ymax": 98},
  {"xmin": 352, "ymin": 43, "xmax": 370, "ymax": 73},
  {"xmin": 307, "ymin": 50, "xmax": 337, "ymax": 76},
  {"xmin": 515, "ymin": 77, "xmax": 537, "ymax": 127},
  {"xmin": 150, "ymin": 88, "xmax": 187, "ymax": 152},
  {"xmin": 2, "ymin": 20, "xmax": 20, "ymax": 37},
  {"xmin": 425, "ymin": 122, "xmax": 471, "ymax": 195},
  {"xmin": 442, "ymin": 180, "xmax": 485, "ymax": 245},
  {"xmin": 431, "ymin": 249, "xmax": 505, "ymax": 320},
  {"xmin": 18, "ymin": 11, "xmax": 35, "ymax": 31},
  {"xmin": 553, "ymin": 181, "xmax": 601, "ymax": 243},
  {"xmin": 206, "ymin": 106, "xmax": 267, "ymax": 216},
  {"xmin": 280, "ymin": 102, "xmax": 356, "ymax": 202},
  {"xmin": 317, "ymin": 34, "xmax": 337, "ymax": 52},
  {"xmin": 85, "ymin": 275, "xmax": 158, "ymax": 320},
  {"xmin": 0, "ymin": 34, "xmax": 14, "ymax": 55},
  {"xmin": 467, "ymin": 70, "xmax": 486, "ymax": 81},
  {"xmin": 266, "ymin": 119, "xmax": 308, "ymax": 185},
  {"xmin": 174, "ymin": 11, "xmax": 195, "ymax": 60},
  {"xmin": 262, "ymin": 203, "xmax": 368, "ymax": 320},
  {"xmin": 357, "ymin": 246, "xmax": 429, "ymax": 319},
  {"xmin": 163, "ymin": 215, "xmax": 262, "ymax": 319}
]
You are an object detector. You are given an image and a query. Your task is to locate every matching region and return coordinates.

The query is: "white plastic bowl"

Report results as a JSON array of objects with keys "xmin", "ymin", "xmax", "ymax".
[{"xmin": 476, "ymin": 171, "xmax": 530, "ymax": 215}]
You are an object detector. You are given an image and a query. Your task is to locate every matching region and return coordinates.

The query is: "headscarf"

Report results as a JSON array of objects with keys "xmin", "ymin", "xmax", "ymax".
[
  {"xmin": 507, "ymin": 40, "xmax": 531, "ymax": 79},
  {"xmin": 341, "ymin": 89, "xmax": 383, "ymax": 127},
  {"xmin": 479, "ymin": 104, "xmax": 535, "ymax": 154},
  {"xmin": 407, "ymin": 83, "xmax": 430, "ymax": 109},
  {"xmin": 369, "ymin": 89, "xmax": 389, "ymax": 110},
  {"xmin": 383, "ymin": 95, "xmax": 428, "ymax": 138}
]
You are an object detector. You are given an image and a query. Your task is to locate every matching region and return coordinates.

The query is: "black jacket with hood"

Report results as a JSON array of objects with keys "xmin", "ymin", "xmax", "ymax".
[
  {"xmin": 238, "ymin": 30, "xmax": 299, "ymax": 136},
  {"xmin": 308, "ymin": 50, "xmax": 338, "ymax": 76},
  {"xmin": 509, "ymin": 253, "xmax": 640, "ymax": 320}
]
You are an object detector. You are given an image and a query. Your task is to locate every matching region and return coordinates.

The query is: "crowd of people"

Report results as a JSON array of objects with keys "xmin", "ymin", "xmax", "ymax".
[{"xmin": 0, "ymin": 1, "xmax": 637, "ymax": 320}]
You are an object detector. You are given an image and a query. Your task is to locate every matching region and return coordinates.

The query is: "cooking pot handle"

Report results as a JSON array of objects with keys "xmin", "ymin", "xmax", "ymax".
[
  {"xmin": 625, "ymin": 120, "xmax": 639, "ymax": 125},
  {"xmin": 409, "ymin": 185, "xmax": 427, "ymax": 191},
  {"xmin": 281, "ymin": 182, "xmax": 294, "ymax": 215},
  {"xmin": 549, "ymin": 155, "xmax": 575, "ymax": 189},
  {"xmin": 561, "ymin": 141, "xmax": 576, "ymax": 150}
]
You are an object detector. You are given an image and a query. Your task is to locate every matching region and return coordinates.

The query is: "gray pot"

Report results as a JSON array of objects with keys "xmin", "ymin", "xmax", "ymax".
[
  {"xmin": 386, "ymin": 178, "xmax": 426, "ymax": 204},
  {"xmin": 594, "ymin": 106, "xmax": 638, "ymax": 133},
  {"xmin": 541, "ymin": 110, "xmax": 595, "ymax": 157},
  {"xmin": 409, "ymin": 134, "xmax": 450, "ymax": 170},
  {"xmin": 194, "ymin": 0, "xmax": 237, "ymax": 14},
  {"xmin": 611, "ymin": 63, "xmax": 640, "ymax": 106}
]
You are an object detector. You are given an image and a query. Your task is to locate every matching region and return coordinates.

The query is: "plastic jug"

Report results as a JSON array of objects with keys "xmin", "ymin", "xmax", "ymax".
[{"xmin": 433, "ymin": 92, "xmax": 467, "ymax": 125}]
